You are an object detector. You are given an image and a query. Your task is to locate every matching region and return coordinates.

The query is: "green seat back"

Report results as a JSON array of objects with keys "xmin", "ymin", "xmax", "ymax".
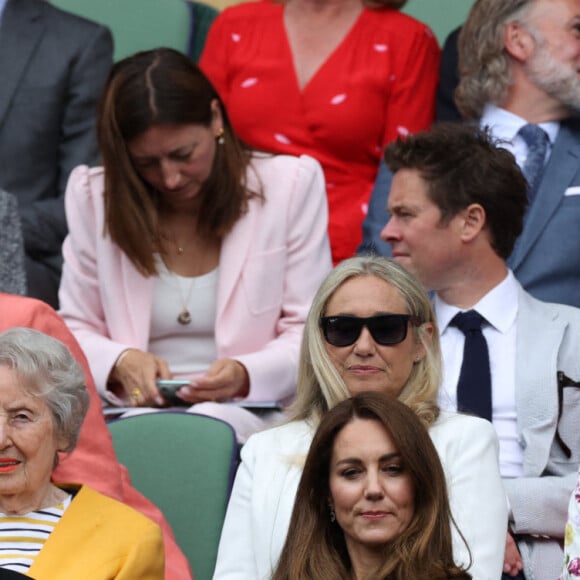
[
  {"xmin": 108, "ymin": 412, "xmax": 237, "ymax": 580},
  {"xmin": 403, "ymin": 0, "xmax": 475, "ymax": 44},
  {"xmin": 186, "ymin": 1, "xmax": 220, "ymax": 62},
  {"xmin": 50, "ymin": 0, "xmax": 192, "ymax": 61}
]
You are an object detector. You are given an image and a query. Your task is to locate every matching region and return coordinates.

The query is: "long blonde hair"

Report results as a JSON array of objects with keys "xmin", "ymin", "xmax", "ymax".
[{"xmin": 289, "ymin": 256, "xmax": 441, "ymax": 429}]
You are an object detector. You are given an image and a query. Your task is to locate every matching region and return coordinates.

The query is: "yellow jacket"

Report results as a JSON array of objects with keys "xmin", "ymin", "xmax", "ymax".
[{"xmin": 27, "ymin": 485, "xmax": 164, "ymax": 579}]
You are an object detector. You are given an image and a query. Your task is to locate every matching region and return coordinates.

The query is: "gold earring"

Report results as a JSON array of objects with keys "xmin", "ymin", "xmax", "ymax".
[{"xmin": 216, "ymin": 127, "xmax": 225, "ymax": 145}]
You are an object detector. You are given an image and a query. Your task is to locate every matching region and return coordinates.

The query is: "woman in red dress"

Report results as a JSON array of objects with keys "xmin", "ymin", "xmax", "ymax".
[{"xmin": 200, "ymin": 0, "xmax": 440, "ymax": 263}]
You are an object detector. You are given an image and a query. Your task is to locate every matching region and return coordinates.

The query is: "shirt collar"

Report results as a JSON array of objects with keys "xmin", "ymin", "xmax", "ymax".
[
  {"xmin": 481, "ymin": 103, "xmax": 560, "ymax": 147},
  {"xmin": 435, "ymin": 269, "xmax": 519, "ymax": 334}
]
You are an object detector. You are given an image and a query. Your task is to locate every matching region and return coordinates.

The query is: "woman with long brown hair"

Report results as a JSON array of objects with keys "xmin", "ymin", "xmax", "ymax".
[
  {"xmin": 274, "ymin": 392, "xmax": 471, "ymax": 579},
  {"xmin": 58, "ymin": 48, "xmax": 331, "ymax": 440}
]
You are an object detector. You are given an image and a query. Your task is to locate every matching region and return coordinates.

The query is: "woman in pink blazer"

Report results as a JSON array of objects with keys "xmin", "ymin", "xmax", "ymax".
[{"xmin": 58, "ymin": 49, "xmax": 332, "ymax": 441}]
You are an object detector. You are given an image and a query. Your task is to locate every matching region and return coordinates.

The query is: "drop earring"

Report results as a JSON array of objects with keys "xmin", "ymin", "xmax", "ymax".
[
  {"xmin": 328, "ymin": 499, "xmax": 336, "ymax": 523},
  {"xmin": 216, "ymin": 127, "xmax": 225, "ymax": 145}
]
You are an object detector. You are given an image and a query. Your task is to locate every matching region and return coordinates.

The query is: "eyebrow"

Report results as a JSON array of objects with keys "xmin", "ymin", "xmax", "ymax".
[
  {"xmin": 388, "ymin": 201, "xmax": 419, "ymax": 211},
  {"xmin": 325, "ymin": 312, "xmax": 407, "ymax": 317},
  {"xmin": 131, "ymin": 143, "xmax": 195, "ymax": 162},
  {"xmin": 335, "ymin": 452, "xmax": 402, "ymax": 466}
]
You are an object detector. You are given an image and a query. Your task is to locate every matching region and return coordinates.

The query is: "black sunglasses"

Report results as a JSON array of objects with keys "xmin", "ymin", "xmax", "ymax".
[{"xmin": 320, "ymin": 314, "xmax": 422, "ymax": 347}]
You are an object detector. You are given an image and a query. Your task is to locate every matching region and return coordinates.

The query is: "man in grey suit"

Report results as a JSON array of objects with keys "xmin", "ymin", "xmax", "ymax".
[
  {"xmin": 360, "ymin": 0, "xmax": 580, "ymax": 310},
  {"xmin": 381, "ymin": 123, "xmax": 580, "ymax": 580},
  {"xmin": 0, "ymin": 0, "xmax": 112, "ymax": 307}
]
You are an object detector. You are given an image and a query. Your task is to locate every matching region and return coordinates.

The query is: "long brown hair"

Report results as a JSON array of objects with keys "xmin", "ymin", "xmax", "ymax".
[
  {"xmin": 273, "ymin": 392, "xmax": 471, "ymax": 579},
  {"xmin": 97, "ymin": 48, "xmax": 258, "ymax": 275}
]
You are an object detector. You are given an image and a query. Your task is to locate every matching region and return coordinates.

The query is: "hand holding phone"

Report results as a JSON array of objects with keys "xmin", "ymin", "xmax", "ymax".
[{"xmin": 156, "ymin": 379, "xmax": 192, "ymax": 404}]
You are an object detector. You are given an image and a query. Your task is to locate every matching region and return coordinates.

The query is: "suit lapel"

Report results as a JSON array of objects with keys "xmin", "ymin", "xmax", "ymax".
[
  {"xmin": 0, "ymin": 0, "xmax": 45, "ymax": 128},
  {"xmin": 216, "ymin": 175, "xmax": 259, "ymax": 323},
  {"xmin": 509, "ymin": 121, "xmax": 580, "ymax": 270},
  {"xmin": 515, "ymin": 288, "xmax": 566, "ymax": 475},
  {"xmin": 120, "ymin": 251, "xmax": 154, "ymax": 350},
  {"xmin": 28, "ymin": 486, "xmax": 103, "ymax": 576}
]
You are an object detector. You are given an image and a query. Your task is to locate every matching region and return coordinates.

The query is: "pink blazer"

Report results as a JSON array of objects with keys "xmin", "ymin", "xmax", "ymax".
[{"xmin": 59, "ymin": 153, "xmax": 332, "ymax": 402}]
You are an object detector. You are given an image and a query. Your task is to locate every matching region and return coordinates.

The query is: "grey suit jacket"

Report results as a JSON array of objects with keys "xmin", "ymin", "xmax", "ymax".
[
  {"xmin": 505, "ymin": 287, "xmax": 580, "ymax": 579},
  {"xmin": 359, "ymin": 118, "xmax": 580, "ymax": 309},
  {"xmin": 507, "ymin": 118, "xmax": 580, "ymax": 307},
  {"xmin": 0, "ymin": 0, "xmax": 112, "ymax": 305}
]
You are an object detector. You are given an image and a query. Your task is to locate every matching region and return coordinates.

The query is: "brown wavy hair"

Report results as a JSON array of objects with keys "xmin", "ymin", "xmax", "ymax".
[
  {"xmin": 273, "ymin": 392, "xmax": 472, "ymax": 579},
  {"xmin": 97, "ymin": 48, "xmax": 258, "ymax": 275},
  {"xmin": 384, "ymin": 123, "xmax": 528, "ymax": 259}
]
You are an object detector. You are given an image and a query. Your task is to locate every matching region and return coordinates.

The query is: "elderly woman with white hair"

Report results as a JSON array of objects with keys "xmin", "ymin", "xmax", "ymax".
[
  {"xmin": 213, "ymin": 255, "xmax": 508, "ymax": 579},
  {"xmin": 0, "ymin": 328, "xmax": 163, "ymax": 579}
]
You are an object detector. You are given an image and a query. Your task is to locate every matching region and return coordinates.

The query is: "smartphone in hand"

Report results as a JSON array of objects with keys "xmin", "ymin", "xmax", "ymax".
[{"xmin": 156, "ymin": 379, "xmax": 191, "ymax": 404}]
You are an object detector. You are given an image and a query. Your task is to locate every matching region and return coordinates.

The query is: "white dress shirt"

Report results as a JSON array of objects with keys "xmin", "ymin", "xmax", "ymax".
[
  {"xmin": 480, "ymin": 104, "xmax": 559, "ymax": 171},
  {"xmin": 436, "ymin": 270, "xmax": 523, "ymax": 478}
]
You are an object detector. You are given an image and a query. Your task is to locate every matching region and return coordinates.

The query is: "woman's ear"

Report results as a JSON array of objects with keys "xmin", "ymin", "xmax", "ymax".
[
  {"xmin": 210, "ymin": 98, "xmax": 224, "ymax": 131},
  {"xmin": 414, "ymin": 322, "xmax": 433, "ymax": 362},
  {"xmin": 328, "ymin": 498, "xmax": 336, "ymax": 523},
  {"xmin": 56, "ymin": 433, "xmax": 70, "ymax": 453}
]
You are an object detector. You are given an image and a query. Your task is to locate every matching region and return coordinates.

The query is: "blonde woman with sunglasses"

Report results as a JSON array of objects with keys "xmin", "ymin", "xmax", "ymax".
[{"xmin": 214, "ymin": 256, "xmax": 507, "ymax": 579}]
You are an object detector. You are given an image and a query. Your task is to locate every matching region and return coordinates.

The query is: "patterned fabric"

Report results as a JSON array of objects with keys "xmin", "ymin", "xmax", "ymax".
[
  {"xmin": 0, "ymin": 496, "xmax": 71, "ymax": 573},
  {"xmin": 518, "ymin": 123, "xmax": 549, "ymax": 206},
  {"xmin": 562, "ymin": 471, "xmax": 580, "ymax": 578},
  {"xmin": 200, "ymin": 2, "xmax": 440, "ymax": 262},
  {"xmin": 0, "ymin": 189, "xmax": 26, "ymax": 296}
]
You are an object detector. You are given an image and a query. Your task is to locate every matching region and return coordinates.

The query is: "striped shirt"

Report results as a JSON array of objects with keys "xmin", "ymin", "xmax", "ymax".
[{"xmin": 0, "ymin": 495, "xmax": 72, "ymax": 573}]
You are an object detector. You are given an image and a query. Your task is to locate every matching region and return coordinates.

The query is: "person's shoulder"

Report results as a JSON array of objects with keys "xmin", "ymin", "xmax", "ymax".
[
  {"xmin": 67, "ymin": 165, "xmax": 105, "ymax": 196},
  {"xmin": 0, "ymin": 293, "xmax": 57, "ymax": 328},
  {"xmin": 363, "ymin": 6, "xmax": 437, "ymax": 38},
  {"xmin": 519, "ymin": 287, "xmax": 580, "ymax": 325},
  {"xmin": 33, "ymin": 0, "xmax": 110, "ymax": 35},
  {"xmin": 432, "ymin": 410, "xmax": 496, "ymax": 438},
  {"xmin": 243, "ymin": 420, "xmax": 313, "ymax": 455},
  {"xmin": 73, "ymin": 485, "xmax": 161, "ymax": 532},
  {"xmin": 561, "ymin": 116, "xmax": 580, "ymax": 134},
  {"xmin": 250, "ymin": 152, "xmax": 321, "ymax": 174},
  {"xmin": 217, "ymin": 0, "xmax": 280, "ymax": 25}
]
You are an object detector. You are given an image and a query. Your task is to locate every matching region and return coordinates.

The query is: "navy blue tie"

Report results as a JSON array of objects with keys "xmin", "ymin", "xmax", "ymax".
[
  {"xmin": 518, "ymin": 123, "xmax": 549, "ymax": 205},
  {"xmin": 451, "ymin": 310, "xmax": 492, "ymax": 421}
]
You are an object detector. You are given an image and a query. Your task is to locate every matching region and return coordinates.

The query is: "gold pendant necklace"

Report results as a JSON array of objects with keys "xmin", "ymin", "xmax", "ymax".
[
  {"xmin": 175, "ymin": 272, "xmax": 195, "ymax": 326},
  {"xmin": 177, "ymin": 308, "xmax": 192, "ymax": 325}
]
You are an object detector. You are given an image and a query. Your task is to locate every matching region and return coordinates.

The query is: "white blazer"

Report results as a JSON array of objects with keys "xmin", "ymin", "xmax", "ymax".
[
  {"xmin": 59, "ymin": 154, "xmax": 332, "ymax": 401},
  {"xmin": 213, "ymin": 412, "xmax": 507, "ymax": 579}
]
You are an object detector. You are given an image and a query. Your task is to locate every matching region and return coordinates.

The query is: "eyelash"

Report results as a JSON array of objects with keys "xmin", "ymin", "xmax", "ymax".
[
  {"xmin": 339, "ymin": 464, "xmax": 404, "ymax": 479},
  {"xmin": 12, "ymin": 413, "xmax": 32, "ymax": 423},
  {"xmin": 171, "ymin": 152, "xmax": 192, "ymax": 161}
]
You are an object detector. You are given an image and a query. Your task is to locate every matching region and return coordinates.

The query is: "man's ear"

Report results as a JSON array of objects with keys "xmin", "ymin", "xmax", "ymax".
[
  {"xmin": 459, "ymin": 203, "xmax": 486, "ymax": 243},
  {"xmin": 504, "ymin": 20, "xmax": 536, "ymax": 63}
]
